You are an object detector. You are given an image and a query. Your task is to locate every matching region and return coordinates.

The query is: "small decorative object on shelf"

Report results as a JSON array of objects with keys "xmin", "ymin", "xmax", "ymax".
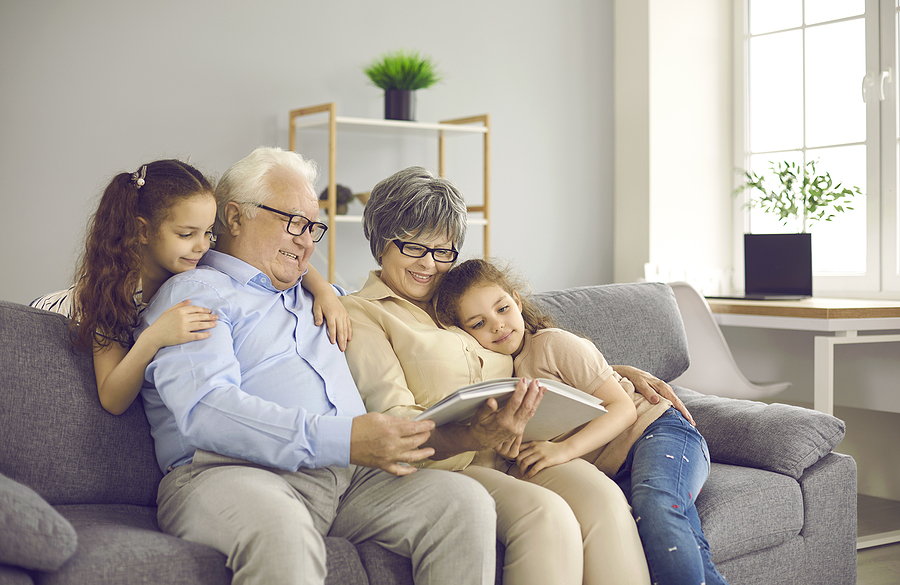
[
  {"xmin": 362, "ymin": 49, "xmax": 441, "ymax": 121},
  {"xmin": 319, "ymin": 184, "xmax": 354, "ymax": 215}
]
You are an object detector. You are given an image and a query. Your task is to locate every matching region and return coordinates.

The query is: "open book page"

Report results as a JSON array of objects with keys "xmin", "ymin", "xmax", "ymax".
[{"xmin": 413, "ymin": 377, "xmax": 607, "ymax": 442}]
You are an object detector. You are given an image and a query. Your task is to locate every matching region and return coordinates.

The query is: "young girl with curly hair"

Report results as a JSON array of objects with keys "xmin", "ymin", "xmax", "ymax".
[
  {"xmin": 435, "ymin": 258, "xmax": 729, "ymax": 585},
  {"xmin": 33, "ymin": 159, "xmax": 348, "ymax": 415}
]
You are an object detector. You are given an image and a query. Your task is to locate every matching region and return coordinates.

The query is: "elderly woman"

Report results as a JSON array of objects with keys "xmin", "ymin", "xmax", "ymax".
[{"xmin": 341, "ymin": 167, "xmax": 683, "ymax": 585}]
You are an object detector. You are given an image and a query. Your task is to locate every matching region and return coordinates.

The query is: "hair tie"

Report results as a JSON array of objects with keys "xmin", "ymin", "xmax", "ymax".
[{"xmin": 131, "ymin": 165, "xmax": 147, "ymax": 189}]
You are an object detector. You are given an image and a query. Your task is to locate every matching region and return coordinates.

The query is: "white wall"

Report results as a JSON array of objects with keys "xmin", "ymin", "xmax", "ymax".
[
  {"xmin": 614, "ymin": 0, "xmax": 734, "ymax": 288},
  {"xmin": 0, "ymin": 0, "xmax": 614, "ymax": 303}
]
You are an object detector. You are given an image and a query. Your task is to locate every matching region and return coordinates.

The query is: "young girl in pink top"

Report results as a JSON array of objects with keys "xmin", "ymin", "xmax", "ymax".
[{"xmin": 435, "ymin": 258, "xmax": 729, "ymax": 585}]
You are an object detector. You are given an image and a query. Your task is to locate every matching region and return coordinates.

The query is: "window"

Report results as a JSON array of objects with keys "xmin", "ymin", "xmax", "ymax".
[{"xmin": 738, "ymin": 0, "xmax": 898, "ymax": 295}]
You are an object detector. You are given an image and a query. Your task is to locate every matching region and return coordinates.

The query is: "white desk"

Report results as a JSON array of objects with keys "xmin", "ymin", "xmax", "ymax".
[
  {"xmin": 707, "ymin": 297, "xmax": 900, "ymax": 550},
  {"xmin": 707, "ymin": 298, "xmax": 900, "ymax": 415}
]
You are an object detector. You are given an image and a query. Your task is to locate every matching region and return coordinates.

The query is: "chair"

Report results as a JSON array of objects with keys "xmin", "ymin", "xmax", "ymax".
[{"xmin": 668, "ymin": 281, "xmax": 791, "ymax": 399}]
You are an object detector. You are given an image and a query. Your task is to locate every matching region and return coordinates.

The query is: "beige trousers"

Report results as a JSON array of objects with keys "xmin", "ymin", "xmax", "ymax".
[
  {"xmin": 157, "ymin": 450, "xmax": 497, "ymax": 585},
  {"xmin": 463, "ymin": 455, "xmax": 651, "ymax": 585}
]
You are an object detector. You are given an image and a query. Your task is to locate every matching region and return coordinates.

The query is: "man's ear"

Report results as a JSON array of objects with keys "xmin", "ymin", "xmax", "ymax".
[
  {"xmin": 223, "ymin": 201, "xmax": 243, "ymax": 236},
  {"xmin": 137, "ymin": 217, "xmax": 150, "ymax": 245}
]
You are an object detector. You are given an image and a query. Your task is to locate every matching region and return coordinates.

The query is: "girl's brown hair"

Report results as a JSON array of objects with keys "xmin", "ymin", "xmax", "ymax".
[
  {"xmin": 434, "ymin": 258, "xmax": 554, "ymax": 333},
  {"xmin": 71, "ymin": 159, "xmax": 213, "ymax": 351}
]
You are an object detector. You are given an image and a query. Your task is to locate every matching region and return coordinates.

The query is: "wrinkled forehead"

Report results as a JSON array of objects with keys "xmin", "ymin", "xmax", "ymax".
[{"xmin": 266, "ymin": 167, "xmax": 317, "ymax": 214}]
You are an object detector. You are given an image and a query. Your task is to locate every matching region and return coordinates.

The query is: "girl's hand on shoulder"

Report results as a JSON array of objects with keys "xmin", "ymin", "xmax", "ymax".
[
  {"xmin": 516, "ymin": 440, "xmax": 574, "ymax": 479},
  {"xmin": 145, "ymin": 299, "xmax": 217, "ymax": 349},
  {"xmin": 313, "ymin": 293, "xmax": 352, "ymax": 351}
]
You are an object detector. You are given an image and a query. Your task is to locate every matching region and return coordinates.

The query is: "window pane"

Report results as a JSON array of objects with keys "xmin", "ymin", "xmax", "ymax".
[
  {"xmin": 805, "ymin": 0, "xmax": 865, "ymax": 25},
  {"xmin": 807, "ymin": 146, "xmax": 867, "ymax": 274},
  {"xmin": 805, "ymin": 19, "xmax": 866, "ymax": 147},
  {"xmin": 749, "ymin": 31, "xmax": 803, "ymax": 152},
  {"xmin": 750, "ymin": 0, "xmax": 802, "ymax": 34}
]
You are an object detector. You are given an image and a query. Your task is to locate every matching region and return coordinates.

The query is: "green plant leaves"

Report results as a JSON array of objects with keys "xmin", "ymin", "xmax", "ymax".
[
  {"xmin": 732, "ymin": 159, "xmax": 861, "ymax": 232},
  {"xmin": 362, "ymin": 50, "xmax": 442, "ymax": 91}
]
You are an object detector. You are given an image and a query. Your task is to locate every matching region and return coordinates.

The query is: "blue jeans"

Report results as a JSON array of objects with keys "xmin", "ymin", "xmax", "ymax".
[{"xmin": 612, "ymin": 408, "xmax": 729, "ymax": 585}]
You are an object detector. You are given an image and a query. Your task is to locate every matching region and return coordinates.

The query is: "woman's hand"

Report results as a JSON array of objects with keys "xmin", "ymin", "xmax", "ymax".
[
  {"xmin": 142, "ymin": 299, "xmax": 218, "ymax": 349},
  {"xmin": 313, "ymin": 293, "xmax": 352, "ymax": 351},
  {"xmin": 516, "ymin": 440, "xmax": 575, "ymax": 479},
  {"xmin": 468, "ymin": 378, "xmax": 545, "ymax": 451},
  {"xmin": 613, "ymin": 365, "xmax": 695, "ymax": 426}
]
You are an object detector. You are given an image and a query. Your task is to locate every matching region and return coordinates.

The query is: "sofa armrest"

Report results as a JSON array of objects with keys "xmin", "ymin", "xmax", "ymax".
[
  {"xmin": 796, "ymin": 452, "xmax": 857, "ymax": 584},
  {"xmin": 674, "ymin": 387, "xmax": 845, "ymax": 479},
  {"xmin": 0, "ymin": 473, "xmax": 77, "ymax": 572}
]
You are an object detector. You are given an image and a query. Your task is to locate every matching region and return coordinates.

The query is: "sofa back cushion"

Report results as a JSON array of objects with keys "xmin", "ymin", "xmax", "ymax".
[
  {"xmin": 532, "ymin": 282, "xmax": 690, "ymax": 383},
  {"xmin": 0, "ymin": 301, "xmax": 162, "ymax": 506}
]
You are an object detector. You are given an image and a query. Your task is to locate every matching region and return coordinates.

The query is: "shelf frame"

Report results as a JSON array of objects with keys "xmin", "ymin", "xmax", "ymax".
[{"xmin": 288, "ymin": 102, "xmax": 490, "ymax": 282}]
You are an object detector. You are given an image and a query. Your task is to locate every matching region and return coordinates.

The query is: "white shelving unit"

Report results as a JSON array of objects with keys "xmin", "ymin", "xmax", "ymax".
[{"xmin": 289, "ymin": 102, "xmax": 490, "ymax": 282}]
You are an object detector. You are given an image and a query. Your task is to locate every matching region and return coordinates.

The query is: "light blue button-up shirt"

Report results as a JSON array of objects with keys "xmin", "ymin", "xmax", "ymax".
[{"xmin": 138, "ymin": 250, "xmax": 364, "ymax": 474}]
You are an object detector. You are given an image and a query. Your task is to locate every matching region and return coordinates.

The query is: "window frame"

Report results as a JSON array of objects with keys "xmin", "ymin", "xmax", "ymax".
[{"xmin": 734, "ymin": 0, "xmax": 898, "ymax": 297}]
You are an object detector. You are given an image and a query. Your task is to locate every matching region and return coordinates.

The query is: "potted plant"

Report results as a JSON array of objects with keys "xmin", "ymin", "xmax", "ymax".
[
  {"xmin": 362, "ymin": 49, "xmax": 441, "ymax": 121},
  {"xmin": 733, "ymin": 159, "xmax": 860, "ymax": 233},
  {"xmin": 732, "ymin": 159, "xmax": 862, "ymax": 295}
]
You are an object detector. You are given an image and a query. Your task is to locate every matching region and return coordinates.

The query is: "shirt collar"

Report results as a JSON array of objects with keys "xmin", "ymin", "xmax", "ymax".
[
  {"xmin": 356, "ymin": 270, "xmax": 438, "ymax": 325},
  {"xmin": 355, "ymin": 270, "xmax": 396, "ymax": 301},
  {"xmin": 200, "ymin": 249, "xmax": 305, "ymax": 292}
]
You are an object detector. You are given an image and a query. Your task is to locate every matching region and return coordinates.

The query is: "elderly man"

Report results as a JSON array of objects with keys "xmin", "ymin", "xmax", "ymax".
[{"xmin": 136, "ymin": 147, "xmax": 497, "ymax": 585}]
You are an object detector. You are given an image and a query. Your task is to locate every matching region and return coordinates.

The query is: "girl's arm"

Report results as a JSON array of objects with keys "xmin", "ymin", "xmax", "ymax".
[
  {"xmin": 515, "ymin": 375, "xmax": 637, "ymax": 478},
  {"xmin": 302, "ymin": 264, "xmax": 351, "ymax": 351},
  {"xmin": 93, "ymin": 300, "xmax": 217, "ymax": 415}
]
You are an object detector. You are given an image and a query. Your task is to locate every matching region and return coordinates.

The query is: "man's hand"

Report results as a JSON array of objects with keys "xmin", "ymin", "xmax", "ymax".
[
  {"xmin": 468, "ymin": 378, "xmax": 545, "ymax": 451},
  {"xmin": 494, "ymin": 434, "xmax": 524, "ymax": 460},
  {"xmin": 613, "ymin": 365, "xmax": 695, "ymax": 426},
  {"xmin": 350, "ymin": 412, "xmax": 436, "ymax": 476}
]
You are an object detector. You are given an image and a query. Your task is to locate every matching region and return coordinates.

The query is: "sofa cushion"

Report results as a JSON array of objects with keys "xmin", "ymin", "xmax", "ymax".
[
  {"xmin": 0, "ymin": 301, "xmax": 163, "ymax": 506},
  {"xmin": 50, "ymin": 504, "xmax": 231, "ymax": 585},
  {"xmin": 674, "ymin": 387, "xmax": 845, "ymax": 479},
  {"xmin": 0, "ymin": 473, "xmax": 77, "ymax": 571},
  {"xmin": 533, "ymin": 282, "xmax": 690, "ymax": 382},
  {"xmin": 0, "ymin": 564, "xmax": 34, "ymax": 585},
  {"xmin": 697, "ymin": 463, "xmax": 803, "ymax": 563}
]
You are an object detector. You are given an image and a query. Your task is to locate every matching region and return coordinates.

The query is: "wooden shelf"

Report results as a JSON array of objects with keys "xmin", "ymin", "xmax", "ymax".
[{"xmin": 289, "ymin": 102, "xmax": 490, "ymax": 282}]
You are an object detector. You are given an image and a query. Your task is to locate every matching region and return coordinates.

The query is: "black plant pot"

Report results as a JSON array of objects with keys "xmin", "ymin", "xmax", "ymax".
[{"xmin": 384, "ymin": 89, "xmax": 416, "ymax": 121}]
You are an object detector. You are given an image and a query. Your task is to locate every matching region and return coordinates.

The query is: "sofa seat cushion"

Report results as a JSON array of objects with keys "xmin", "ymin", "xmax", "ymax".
[
  {"xmin": 0, "ymin": 564, "xmax": 34, "ymax": 585},
  {"xmin": 675, "ymin": 387, "xmax": 846, "ymax": 479},
  {"xmin": 49, "ymin": 504, "xmax": 370, "ymax": 585},
  {"xmin": 698, "ymin": 463, "xmax": 803, "ymax": 563},
  {"xmin": 44, "ymin": 504, "xmax": 230, "ymax": 585},
  {"xmin": 0, "ymin": 473, "xmax": 77, "ymax": 571}
]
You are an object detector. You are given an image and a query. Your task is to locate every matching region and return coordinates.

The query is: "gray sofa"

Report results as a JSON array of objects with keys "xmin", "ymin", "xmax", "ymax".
[{"xmin": 0, "ymin": 282, "xmax": 856, "ymax": 584}]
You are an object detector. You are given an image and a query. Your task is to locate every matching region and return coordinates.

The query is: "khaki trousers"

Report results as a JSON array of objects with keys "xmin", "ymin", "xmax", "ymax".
[
  {"xmin": 157, "ymin": 450, "xmax": 497, "ymax": 585},
  {"xmin": 464, "ymin": 455, "xmax": 651, "ymax": 585}
]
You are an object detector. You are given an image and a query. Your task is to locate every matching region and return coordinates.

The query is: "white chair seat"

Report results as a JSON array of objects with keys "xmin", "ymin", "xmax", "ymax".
[{"xmin": 668, "ymin": 282, "xmax": 791, "ymax": 399}]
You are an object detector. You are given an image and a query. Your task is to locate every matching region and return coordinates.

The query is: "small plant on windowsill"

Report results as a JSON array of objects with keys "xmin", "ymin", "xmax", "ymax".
[
  {"xmin": 732, "ymin": 160, "xmax": 861, "ymax": 233},
  {"xmin": 362, "ymin": 49, "xmax": 442, "ymax": 121}
]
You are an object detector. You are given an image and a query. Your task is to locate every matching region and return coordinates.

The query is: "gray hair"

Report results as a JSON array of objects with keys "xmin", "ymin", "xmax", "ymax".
[
  {"xmin": 363, "ymin": 167, "xmax": 468, "ymax": 264},
  {"xmin": 214, "ymin": 146, "xmax": 319, "ymax": 235}
]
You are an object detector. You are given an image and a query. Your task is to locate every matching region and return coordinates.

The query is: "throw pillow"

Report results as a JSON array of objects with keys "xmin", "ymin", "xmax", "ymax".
[
  {"xmin": 0, "ymin": 472, "xmax": 77, "ymax": 571},
  {"xmin": 674, "ymin": 386, "xmax": 846, "ymax": 479}
]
